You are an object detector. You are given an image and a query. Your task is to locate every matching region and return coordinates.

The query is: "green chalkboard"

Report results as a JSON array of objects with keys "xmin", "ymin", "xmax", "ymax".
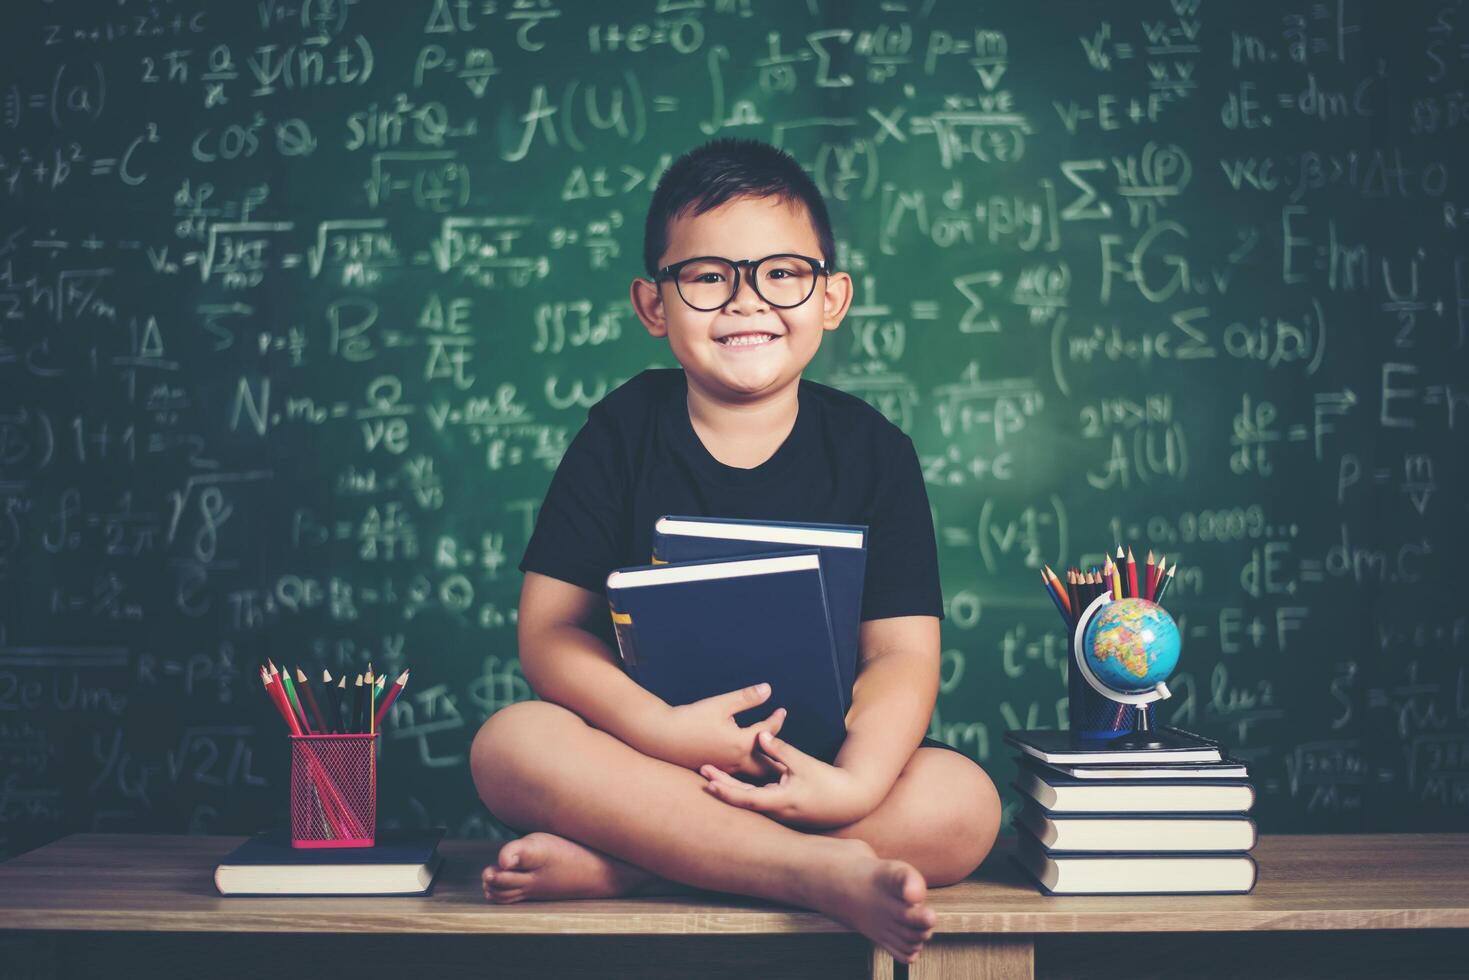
[{"xmin": 2, "ymin": 0, "xmax": 1467, "ymax": 860}]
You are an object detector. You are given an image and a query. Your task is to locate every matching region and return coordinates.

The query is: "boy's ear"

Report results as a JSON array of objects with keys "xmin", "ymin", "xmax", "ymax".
[
  {"xmin": 630, "ymin": 277, "xmax": 669, "ymax": 338},
  {"xmin": 820, "ymin": 270, "xmax": 854, "ymax": 332}
]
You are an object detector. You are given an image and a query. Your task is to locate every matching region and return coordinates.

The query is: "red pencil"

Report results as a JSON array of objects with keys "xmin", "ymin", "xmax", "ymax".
[
  {"xmin": 1144, "ymin": 549, "xmax": 1157, "ymax": 601},
  {"xmin": 260, "ymin": 669, "xmax": 291, "ymax": 730},
  {"xmin": 373, "ymin": 669, "xmax": 410, "ymax": 730},
  {"xmin": 1125, "ymin": 547, "xmax": 1139, "ymax": 600},
  {"xmin": 295, "ymin": 667, "xmax": 330, "ymax": 734},
  {"xmin": 263, "ymin": 669, "xmax": 302, "ymax": 736}
]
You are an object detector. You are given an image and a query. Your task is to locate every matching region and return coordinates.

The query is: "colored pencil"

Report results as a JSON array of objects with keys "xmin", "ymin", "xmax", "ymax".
[
  {"xmin": 1125, "ymin": 547, "xmax": 1139, "ymax": 600},
  {"xmin": 296, "ymin": 667, "xmax": 329, "ymax": 734},
  {"xmin": 374, "ymin": 670, "xmax": 408, "ymax": 730},
  {"xmin": 1144, "ymin": 550, "xmax": 1157, "ymax": 600},
  {"xmin": 1066, "ymin": 569, "xmax": 1080, "ymax": 619},
  {"xmin": 368, "ymin": 669, "xmax": 378, "ymax": 735},
  {"xmin": 274, "ymin": 664, "xmax": 311, "ymax": 735},
  {"xmin": 1154, "ymin": 561, "xmax": 1177, "ymax": 604},
  {"xmin": 321, "ymin": 669, "xmax": 342, "ymax": 733},
  {"xmin": 1041, "ymin": 570, "xmax": 1070, "ymax": 626},
  {"xmin": 354, "ymin": 674, "xmax": 366, "ymax": 733},
  {"xmin": 1148, "ymin": 555, "xmax": 1164, "ymax": 601},
  {"xmin": 282, "ymin": 666, "xmax": 315, "ymax": 735},
  {"xmin": 267, "ymin": 672, "xmax": 303, "ymax": 736},
  {"xmin": 336, "ymin": 676, "xmax": 351, "ymax": 733},
  {"xmin": 261, "ymin": 670, "xmax": 298, "ymax": 734},
  {"xmin": 1043, "ymin": 565, "xmax": 1072, "ymax": 619}
]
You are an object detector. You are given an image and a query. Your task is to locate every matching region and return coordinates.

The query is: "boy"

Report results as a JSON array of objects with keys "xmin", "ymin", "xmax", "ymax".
[{"xmin": 470, "ymin": 138, "xmax": 1000, "ymax": 965}]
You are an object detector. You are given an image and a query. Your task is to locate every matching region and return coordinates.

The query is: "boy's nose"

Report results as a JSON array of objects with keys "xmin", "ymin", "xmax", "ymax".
[{"xmin": 725, "ymin": 271, "xmax": 768, "ymax": 313}]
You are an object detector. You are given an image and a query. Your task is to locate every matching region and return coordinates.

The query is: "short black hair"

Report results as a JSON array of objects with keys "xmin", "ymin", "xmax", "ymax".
[{"xmin": 642, "ymin": 137, "xmax": 835, "ymax": 277}]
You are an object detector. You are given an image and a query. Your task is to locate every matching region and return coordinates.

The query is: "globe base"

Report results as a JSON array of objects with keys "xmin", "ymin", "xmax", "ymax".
[{"xmin": 1109, "ymin": 731, "xmax": 1169, "ymax": 750}]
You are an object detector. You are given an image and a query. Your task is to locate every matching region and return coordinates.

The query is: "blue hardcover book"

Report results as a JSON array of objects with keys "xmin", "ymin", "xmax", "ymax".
[
  {"xmin": 650, "ymin": 515, "xmax": 867, "ymax": 711},
  {"xmin": 213, "ymin": 828, "xmax": 445, "ymax": 896},
  {"xmin": 606, "ymin": 549, "xmax": 848, "ymax": 764}
]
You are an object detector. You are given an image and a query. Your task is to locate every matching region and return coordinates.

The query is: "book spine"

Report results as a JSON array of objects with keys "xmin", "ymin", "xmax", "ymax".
[{"xmin": 607, "ymin": 602, "xmax": 640, "ymax": 668}]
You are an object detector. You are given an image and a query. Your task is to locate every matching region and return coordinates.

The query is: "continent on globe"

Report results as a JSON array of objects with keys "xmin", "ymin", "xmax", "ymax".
[{"xmin": 1081, "ymin": 598, "xmax": 1181, "ymax": 695}]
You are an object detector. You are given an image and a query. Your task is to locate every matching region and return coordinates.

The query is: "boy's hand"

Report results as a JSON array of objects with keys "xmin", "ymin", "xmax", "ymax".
[
  {"xmin": 658, "ymin": 683, "xmax": 789, "ymax": 779},
  {"xmin": 699, "ymin": 729, "xmax": 882, "ymax": 830}
]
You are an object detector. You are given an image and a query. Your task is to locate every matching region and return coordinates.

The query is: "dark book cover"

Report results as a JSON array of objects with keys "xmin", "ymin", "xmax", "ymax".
[
  {"xmin": 607, "ymin": 549, "xmax": 847, "ymax": 764},
  {"xmin": 214, "ymin": 827, "xmax": 446, "ymax": 896},
  {"xmin": 1003, "ymin": 726, "xmax": 1223, "ymax": 764},
  {"xmin": 650, "ymin": 515, "xmax": 868, "ymax": 711}
]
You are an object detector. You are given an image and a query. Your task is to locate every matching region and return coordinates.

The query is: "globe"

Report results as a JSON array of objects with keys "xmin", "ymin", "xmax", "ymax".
[{"xmin": 1081, "ymin": 598, "xmax": 1181, "ymax": 696}]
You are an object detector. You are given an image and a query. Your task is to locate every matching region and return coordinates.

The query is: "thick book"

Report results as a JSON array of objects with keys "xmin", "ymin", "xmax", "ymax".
[
  {"xmin": 1013, "ymin": 759, "xmax": 1256, "ymax": 814},
  {"xmin": 651, "ymin": 515, "xmax": 867, "ymax": 710},
  {"xmin": 1035, "ymin": 757, "xmax": 1248, "ymax": 781},
  {"xmin": 214, "ymin": 828, "xmax": 445, "ymax": 896},
  {"xmin": 1004, "ymin": 726, "xmax": 1223, "ymax": 765},
  {"xmin": 606, "ymin": 550, "xmax": 847, "ymax": 764},
  {"xmin": 1015, "ymin": 802, "xmax": 1258, "ymax": 853},
  {"xmin": 1014, "ymin": 830, "xmax": 1258, "ymax": 895}
]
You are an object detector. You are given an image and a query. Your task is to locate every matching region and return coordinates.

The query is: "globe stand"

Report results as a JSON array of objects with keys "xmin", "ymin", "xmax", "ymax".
[
  {"xmin": 1108, "ymin": 704, "xmax": 1168, "ymax": 749},
  {"xmin": 1071, "ymin": 594, "xmax": 1173, "ymax": 741}
]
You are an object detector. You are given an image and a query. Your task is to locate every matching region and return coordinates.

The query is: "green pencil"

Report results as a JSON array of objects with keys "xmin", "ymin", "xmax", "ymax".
[{"xmin": 280, "ymin": 667, "xmax": 311, "ymax": 735}]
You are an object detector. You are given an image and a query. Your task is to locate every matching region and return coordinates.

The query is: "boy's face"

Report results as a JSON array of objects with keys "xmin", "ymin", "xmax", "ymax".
[{"xmin": 631, "ymin": 195, "xmax": 852, "ymax": 405}]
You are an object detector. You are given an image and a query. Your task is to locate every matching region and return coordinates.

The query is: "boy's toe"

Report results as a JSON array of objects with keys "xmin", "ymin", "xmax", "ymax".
[
  {"xmin": 489, "ymin": 887, "xmax": 526, "ymax": 904},
  {"xmin": 487, "ymin": 869, "xmax": 534, "ymax": 890},
  {"xmin": 498, "ymin": 832, "xmax": 549, "ymax": 871}
]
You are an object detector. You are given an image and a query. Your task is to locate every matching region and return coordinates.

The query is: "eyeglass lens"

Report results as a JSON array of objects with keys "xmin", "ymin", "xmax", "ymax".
[{"xmin": 673, "ymin": 255, "xmax": 817, "ymax": 311}]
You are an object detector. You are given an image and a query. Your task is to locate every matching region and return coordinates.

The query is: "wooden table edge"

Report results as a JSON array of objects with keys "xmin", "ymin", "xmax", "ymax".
[{"xmin": 5, "ymin": 908, "xmax": 1469, "ymax": 935}]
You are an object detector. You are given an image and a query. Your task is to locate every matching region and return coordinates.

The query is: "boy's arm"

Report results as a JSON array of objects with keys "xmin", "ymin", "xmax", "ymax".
[
  {"xmin": 834, "ymin": 615, "xmax": 941, "ymax": 807},
  {"xmin": 517, "ymin": 571, "xmax": 672, "ymax": 759},
  {"xmin": 518, "ymin": 571, "xmax": 791, "ymax": 780}
]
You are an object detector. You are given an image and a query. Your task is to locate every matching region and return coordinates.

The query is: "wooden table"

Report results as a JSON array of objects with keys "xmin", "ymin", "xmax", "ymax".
[{"xmin": 2, "ymin": 833, "xmax": 1467, "ymax": 979}]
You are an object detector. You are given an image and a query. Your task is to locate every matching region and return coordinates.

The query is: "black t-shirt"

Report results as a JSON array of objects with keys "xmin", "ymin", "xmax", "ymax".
[{"xmin": 518, "ymin": 368, "xmax": 945, "ymax": 633}]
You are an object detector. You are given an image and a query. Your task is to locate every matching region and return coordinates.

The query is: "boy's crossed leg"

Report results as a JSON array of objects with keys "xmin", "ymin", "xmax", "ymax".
[{"xmin": 469, "ymin": 700, "xmax": 1001, "ymax": 963}]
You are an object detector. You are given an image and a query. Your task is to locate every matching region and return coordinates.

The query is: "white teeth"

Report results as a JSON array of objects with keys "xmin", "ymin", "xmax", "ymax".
[{"xmin": 719, "ymin": 334, "xmax": 776, "ymax": 347}]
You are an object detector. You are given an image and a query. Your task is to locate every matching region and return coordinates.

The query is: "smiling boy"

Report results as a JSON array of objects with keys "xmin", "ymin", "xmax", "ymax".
[{"xmin": 470, "ymin": 138, "xmax": 1000, "ymax": 965}]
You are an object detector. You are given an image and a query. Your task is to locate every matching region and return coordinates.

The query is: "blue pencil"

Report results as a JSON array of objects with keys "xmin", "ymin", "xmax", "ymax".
[{"xmin": 1041, "ymin": 570, "xmax": 1071, "ymax": 627}]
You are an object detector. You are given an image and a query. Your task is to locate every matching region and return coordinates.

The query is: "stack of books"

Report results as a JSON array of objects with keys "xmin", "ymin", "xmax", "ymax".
[
  {"xmin": 1005, "ymin": 727, "xmax": 1259, "ymax": 895},
  {"xmin": 605, "ymin": 516, "xmax": 868, "ymax": 765}
]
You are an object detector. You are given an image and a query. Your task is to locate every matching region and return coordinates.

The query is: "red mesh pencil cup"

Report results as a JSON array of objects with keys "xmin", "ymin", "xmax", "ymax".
[{"xmin": 290, "ymin": 734, "xmax": 376, "ymax": 848}]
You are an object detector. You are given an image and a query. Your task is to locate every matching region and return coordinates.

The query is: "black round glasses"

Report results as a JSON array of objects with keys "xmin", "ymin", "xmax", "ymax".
[{"xmin": 653, "ymin": 253, "xmax": 829, "ymax": 311}]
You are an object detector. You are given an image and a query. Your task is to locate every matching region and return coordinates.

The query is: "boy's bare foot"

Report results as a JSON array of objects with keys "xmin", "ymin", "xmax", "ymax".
[
  {"xmin": 481, "ymin": 834, "xmax": 934, "ymax": 963},
  {"xmin": 802, "ymin": 839, "xmax": 937, "ymax": 965},
  {"xmin": 481, "ymin": 831, "xmax": 685, "ymax": 903}
]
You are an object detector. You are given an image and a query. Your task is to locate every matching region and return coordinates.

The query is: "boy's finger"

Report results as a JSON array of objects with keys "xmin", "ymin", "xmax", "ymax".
[
  {"xmin": 726, "ymin": 682, "xmax": 772, "ymax": 713},
  {"xmin": 757, "ymin": 729, "xmax": 804, "ymax": 767},
  {"xmin": 704, "ymin": 773, "xmax": 780, "ymax": 811},
  {"xmin": 738, "ymin": 706, "xmax": 785, "ymax": 735}
]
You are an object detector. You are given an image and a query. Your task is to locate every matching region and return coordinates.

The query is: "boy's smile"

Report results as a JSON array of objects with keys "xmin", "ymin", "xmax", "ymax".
[{"xmin": 631, "ymin": 195, "xmax": 853, "ymax": 409}]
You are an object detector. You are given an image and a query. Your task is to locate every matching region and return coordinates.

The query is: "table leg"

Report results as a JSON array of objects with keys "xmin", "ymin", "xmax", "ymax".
[{"xmin": 904, "ymin": 935, "xmax": 1035, "ymax": 980}]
